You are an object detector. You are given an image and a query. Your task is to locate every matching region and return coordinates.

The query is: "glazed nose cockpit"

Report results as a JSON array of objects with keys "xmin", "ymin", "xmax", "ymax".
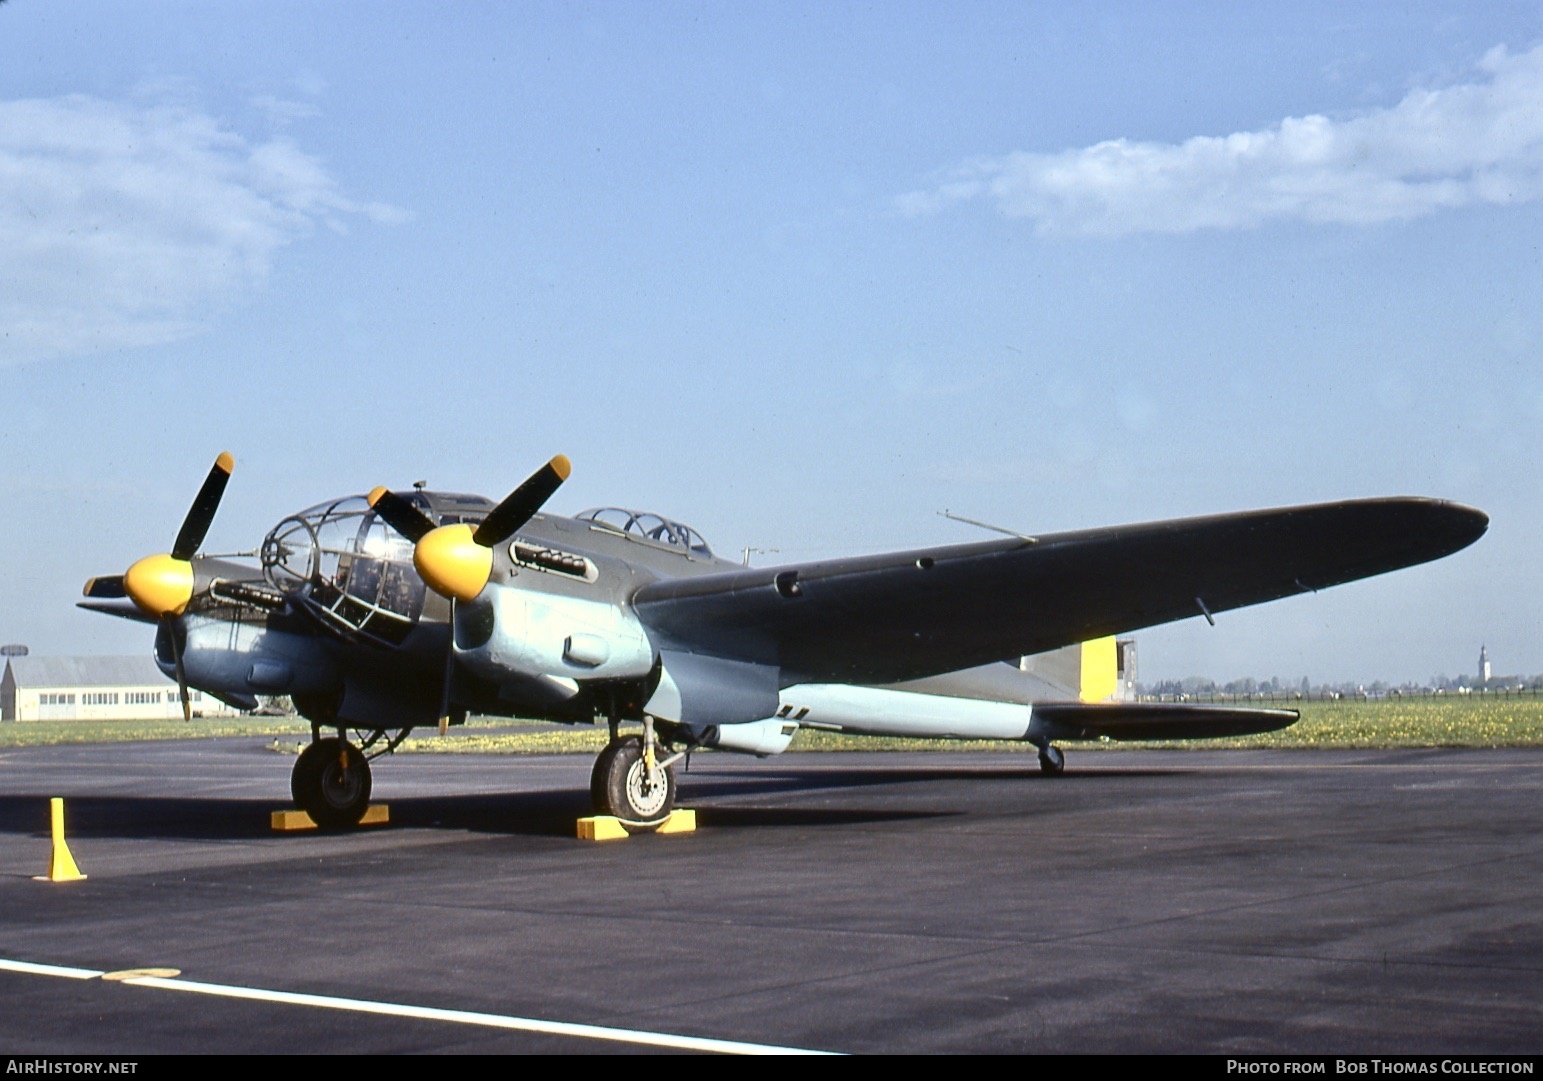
[{"xmin": 261, "ymin": 491, "xmax": 493, "ymax": 644}]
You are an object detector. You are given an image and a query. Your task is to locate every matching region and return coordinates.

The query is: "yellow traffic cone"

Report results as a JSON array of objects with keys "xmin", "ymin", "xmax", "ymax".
[{"xmin": 37, "ymin": 797, "xmax": 86, "ymax": 882}]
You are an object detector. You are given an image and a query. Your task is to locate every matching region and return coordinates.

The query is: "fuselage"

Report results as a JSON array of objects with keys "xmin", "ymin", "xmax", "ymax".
[
  {"xmin": 173, "ymin": 494, "xmax": 740, "ymax": 730},
  {"xmin": 160, "ymin": 489, "xmax": 1063, "ymax": 748}
]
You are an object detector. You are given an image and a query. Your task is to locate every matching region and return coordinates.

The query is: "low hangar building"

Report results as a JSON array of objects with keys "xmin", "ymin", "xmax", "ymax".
[{"xmin": 0, "ymin": 655, "xmax": 243, "ymax": 721}]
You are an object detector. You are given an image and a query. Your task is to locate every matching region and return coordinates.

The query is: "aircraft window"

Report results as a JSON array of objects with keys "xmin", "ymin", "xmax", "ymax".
[
  {"xmin": 262, "ymin": 496, "xmax": 372, "ymax": 592},
  {"xmin": 424, "ymin": 492, "xmax": 494, "ymax": 527},
  {"xmin": 347, "ymin": 557, "xmax": 383, "ymax": 599},
  {"xmin": 379, "ymin": 562, "xmax": 422, "ymax": 614},
  {"xmin": 262, "ymin": 516, "xmax": 318, "ymax": 591},
  {"xmin": 584, "ymin": 508, "xmax": 634, "ymax": 531},
  {"xmin": 261, "ymin": 493, "xmax": 425, "ymax": 644},
  {"xmin": 575, "ymin": 507, "xmax": 712, "ymax": 556}
]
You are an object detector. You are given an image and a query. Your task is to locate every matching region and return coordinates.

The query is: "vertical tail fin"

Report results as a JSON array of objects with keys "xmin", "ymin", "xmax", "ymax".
[
  {"xmin": 1019, "ymin": 636, "xmax": 1135, "ymax": 703},
  {"xmin": 1079, "ymin": 636, "xmax": 1118, "ymax": 703}
]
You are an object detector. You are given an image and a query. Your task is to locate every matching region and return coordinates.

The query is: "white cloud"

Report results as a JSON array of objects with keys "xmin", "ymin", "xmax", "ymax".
[
  {"xmin": 899, "ymin": 43, "xmax": 1543, "ymax": 236},
  {"xmin": 250, "ymin": 94, "xmax": 323, "ymax": 128},
  {"xmin": 0, "ymin": 93, "xmax": 404, "ymax": 364}
]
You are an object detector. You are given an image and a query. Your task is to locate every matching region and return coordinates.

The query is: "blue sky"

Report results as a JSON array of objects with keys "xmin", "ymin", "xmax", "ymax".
[{"xmin": 2, "ymin": 2, "xmax": 1539, "ymax": 685}]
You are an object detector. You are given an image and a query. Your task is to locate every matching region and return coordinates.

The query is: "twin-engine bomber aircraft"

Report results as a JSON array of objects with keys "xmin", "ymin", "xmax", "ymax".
[{"xmin": 81, "ymin": 454, "xmax": 1487, "ymax": 829}]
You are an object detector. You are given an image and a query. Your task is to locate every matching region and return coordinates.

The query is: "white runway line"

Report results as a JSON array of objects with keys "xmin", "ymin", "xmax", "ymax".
[
  {"xmin": 0, "ymin": 958, "xmax": 104, "ymax": 980},
  {"xmin": 0, "ymin": 956, "xmax": 838, "ymax": 1055}
]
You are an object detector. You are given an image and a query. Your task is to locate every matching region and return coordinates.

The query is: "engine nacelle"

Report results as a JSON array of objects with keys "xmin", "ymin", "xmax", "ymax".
[
  {"xmin": 161, "ymin": 617, "xmax": 341, "ymax": 700},
  {"xmin": 453, "ymin": 583, "xmax": 654, "ymax": 690}
]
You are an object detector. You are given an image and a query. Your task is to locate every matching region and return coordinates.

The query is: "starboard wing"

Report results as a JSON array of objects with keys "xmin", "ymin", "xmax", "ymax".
[{"xmin": 631, "ymin": 497, "xmax": 1487, "ymax": 686}]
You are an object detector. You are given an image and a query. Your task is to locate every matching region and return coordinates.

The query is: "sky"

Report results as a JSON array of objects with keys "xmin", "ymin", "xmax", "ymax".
[{"xmin": 1, "ymin": 2, "xmax": 1540, "ymax": 687}]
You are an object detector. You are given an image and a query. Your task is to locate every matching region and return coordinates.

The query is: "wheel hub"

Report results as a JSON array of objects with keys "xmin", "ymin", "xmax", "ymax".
[
  {"xmin": 322, "ymin": 761, "xmax": 366, "ymax": 808},
  {"xmin": 625, "ymin": 757, "xmax": 671, "ymax": 818}
]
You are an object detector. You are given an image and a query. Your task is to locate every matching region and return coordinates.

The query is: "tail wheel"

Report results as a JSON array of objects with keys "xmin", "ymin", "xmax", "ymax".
[
  {"xmin": 592, "ymin": 735, "xmax": 676, "ymax": 827},
  {"xmin": 292, "ymin": 737, "xmax": 372, "ymax": 829},
  {"xmin": 1038, "ymin": 744, "xmax": 1065, "ymax": 775}
]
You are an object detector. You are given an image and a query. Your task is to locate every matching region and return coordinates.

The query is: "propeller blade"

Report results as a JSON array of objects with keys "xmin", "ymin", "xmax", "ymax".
[
  {"xmin": 172, "ymin": 452, "xmax": 234, "ymax": 561},
  {"xmin": 83, "ymin": 575, "xmax": 127, "ymax": 599},
  {"xmin": 438, "ymin": 598, "xmax": 456, "ymax": 736},
  {"xmin": 122, "ymin": 452, "xmax": 233, "ymax": 618},
  {"xmin": 367, "ymin": 488, "xmax": 437, "ymax": 544},
  {"xmin": 402, "ymin": 455, "xmax": 571, "ymax": 603},
  {"xmin": 162, "ymin": 614, "xmax": 191, "ymax": 722},
  {"xmin": 472, "ymin": 455, "xmax": 571, "ymax": 548}
]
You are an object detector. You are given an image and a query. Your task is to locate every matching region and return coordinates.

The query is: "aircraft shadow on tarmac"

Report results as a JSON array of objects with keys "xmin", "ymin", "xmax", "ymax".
[
  {"xmin": 0, "ymin": 762, "xmax": 1170, "ymax": 842},
  {"xmin": 0, "ymin": 789, "xmax": 950, "ymax": 841}
]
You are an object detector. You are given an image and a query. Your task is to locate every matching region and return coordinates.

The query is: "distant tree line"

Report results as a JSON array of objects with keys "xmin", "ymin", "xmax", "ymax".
[{"xmin": 1140, "ymin": 672, "xmax": 1543, "ymax": 701}]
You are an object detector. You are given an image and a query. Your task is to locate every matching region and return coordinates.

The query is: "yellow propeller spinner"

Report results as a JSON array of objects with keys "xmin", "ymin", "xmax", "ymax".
[{"xmin": 368, "ymin": 454, "xmax": 571, "ymax": 604}]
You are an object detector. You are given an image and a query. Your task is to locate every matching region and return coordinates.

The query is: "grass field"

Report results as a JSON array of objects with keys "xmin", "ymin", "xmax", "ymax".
[
  {"xmin": 2, "ymin": 695, "xmax": 1541, "ymax": 754},
  {"xmin": 0, "ymin": 715, "xmax": 312, "ymax": 748}
]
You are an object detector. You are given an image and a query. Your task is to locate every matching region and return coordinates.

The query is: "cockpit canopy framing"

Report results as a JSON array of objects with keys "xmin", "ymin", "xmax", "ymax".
[
  {"xmin": 261, "ymin": 491, "xmax": 494, "ymax": 644},
  {"xmin": 575, "ymin": 507, "xmax": 712, "ymax": 557}
]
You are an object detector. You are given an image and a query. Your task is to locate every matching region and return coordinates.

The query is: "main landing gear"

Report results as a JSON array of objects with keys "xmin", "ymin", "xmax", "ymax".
[
  {"xmin": 291, "ymin": 737, "xmax": 371, "ymax": 828},
  {"xmin": 289, "ymin": 725, "xmax": 412, "ymax": 828},
  {"xmin": 589, "ymin": 715, "xmax": 681, "ymax": 828}
]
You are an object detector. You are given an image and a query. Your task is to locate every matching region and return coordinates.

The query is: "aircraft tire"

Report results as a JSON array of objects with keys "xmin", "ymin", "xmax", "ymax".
[
  {"xmin": 292, "ymin": 737, "xmax": 372, "ymax": 829},
  {"xmin": 589, "ymin": 739, "xmax": 625, "ymax": 812},
  {"xmin": 594, "ymin": 736, "xmax": 675, "ymax": 827},
  {"xmin": 1038, "ymin": 744, "xmax": 1065, "ymax": 776}
]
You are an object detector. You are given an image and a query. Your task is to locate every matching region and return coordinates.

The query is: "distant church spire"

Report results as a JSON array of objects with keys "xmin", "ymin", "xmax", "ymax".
[{"xmin": 1479, "ymin": 644, "xmax": 1491, "ymax": 685}]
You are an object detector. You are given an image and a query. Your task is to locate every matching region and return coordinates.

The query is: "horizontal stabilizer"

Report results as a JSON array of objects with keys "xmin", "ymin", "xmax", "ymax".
[{"xmin": 1032, "ymin": 702, "xmax": 1298, "ymax": 742}]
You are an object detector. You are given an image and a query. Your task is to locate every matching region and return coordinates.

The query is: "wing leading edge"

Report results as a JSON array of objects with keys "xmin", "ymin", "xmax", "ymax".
[{"xmin": 632, "ymin": 497, "xmax": 1487, "ymax": 686}]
